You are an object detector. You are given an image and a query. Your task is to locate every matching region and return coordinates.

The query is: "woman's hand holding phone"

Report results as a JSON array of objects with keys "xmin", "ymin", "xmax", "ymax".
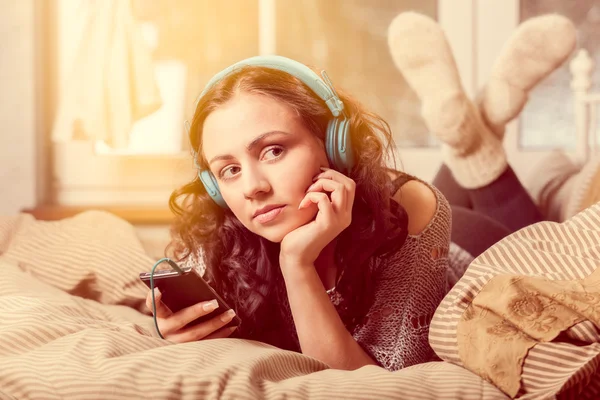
[{"xmin": 145, "ymin": 288, "xmax": 237, "ymax": 343}]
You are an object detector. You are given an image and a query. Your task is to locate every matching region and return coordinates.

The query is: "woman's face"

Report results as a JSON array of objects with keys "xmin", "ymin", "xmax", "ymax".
[{"xmin": 201, "ymin": 92, "xmax": 329, "ymax": 242}]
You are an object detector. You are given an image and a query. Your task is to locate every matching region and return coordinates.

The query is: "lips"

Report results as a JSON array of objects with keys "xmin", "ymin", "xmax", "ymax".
[
  {"xmin": 253, "ymin": 204, "xmax": 285, "ymax": 219},
  {"xmin": 253, "ymin": 205, "xmax": 286, "ymax": 224}
]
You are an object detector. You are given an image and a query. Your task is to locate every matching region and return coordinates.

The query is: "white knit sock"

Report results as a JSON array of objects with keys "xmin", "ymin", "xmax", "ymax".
[
  {"xmin": 387, "ymin": 12, "xmax": 478, "ymax": 154},
  {"xmin": 479, "ymin": 14, "xmax": 576, "ymax": 138},
  {"xmin": 440, "ymin": 116, "xmax": 508, "ymax": 190},
  {"xmin": 388, "ymin": 11, "xmax": 507, "ymax": 188}
]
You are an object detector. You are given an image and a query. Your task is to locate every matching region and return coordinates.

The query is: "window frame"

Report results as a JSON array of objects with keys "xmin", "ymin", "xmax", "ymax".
[{"xmin": 45, "ymin": 0, "xmax": 565, "ymax": 217}]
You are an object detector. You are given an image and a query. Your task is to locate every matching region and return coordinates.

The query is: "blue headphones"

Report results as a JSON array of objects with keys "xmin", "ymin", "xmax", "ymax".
[{"xmin": 188, "ymin": 55, "xmax": 355, "ymax": 209}]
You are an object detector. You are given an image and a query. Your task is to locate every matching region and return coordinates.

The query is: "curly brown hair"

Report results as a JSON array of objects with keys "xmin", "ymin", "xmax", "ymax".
[{"xmin": 167, "ymin": 65, "xmax": 408, "ymax": 349}]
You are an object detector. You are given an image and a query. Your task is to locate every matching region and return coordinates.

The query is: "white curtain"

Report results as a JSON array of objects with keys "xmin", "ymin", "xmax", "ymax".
[{"xmin": 52, "ymin": 0, "xmax": 162, "ymax": 149}]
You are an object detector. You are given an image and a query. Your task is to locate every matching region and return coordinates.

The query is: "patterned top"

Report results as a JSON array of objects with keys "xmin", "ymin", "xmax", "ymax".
[
  {"xmin": 188, "ymin": 175, "xmax": 474, "ymax": 371},
  {"xmin": 278, "ymin": 175, "xmax": 474, "ymax": 370}
]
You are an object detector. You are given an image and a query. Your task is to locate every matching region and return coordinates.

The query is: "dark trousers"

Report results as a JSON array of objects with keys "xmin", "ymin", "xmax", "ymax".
[{"xmin": 433, "ymin": 164, "xmax": 544, "ymax": 258}]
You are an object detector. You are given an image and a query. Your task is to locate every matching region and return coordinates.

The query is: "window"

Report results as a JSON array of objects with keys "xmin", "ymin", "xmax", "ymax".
[
  {"xmin": 519, "ymin": 0, "xmax": 600, "ymax": 150},
  {"xmin": 51, "ymin": 0, "xmax": 261, "ymax": 207},
  {"xmin": 51, "ymin": 0, "xmax": 508, "ymax": 215}
]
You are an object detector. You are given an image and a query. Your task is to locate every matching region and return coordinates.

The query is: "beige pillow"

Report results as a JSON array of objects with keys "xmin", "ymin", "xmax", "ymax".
[{"xmin": 0, "ymin": 211, "xmax": 155, "ymax": 311}]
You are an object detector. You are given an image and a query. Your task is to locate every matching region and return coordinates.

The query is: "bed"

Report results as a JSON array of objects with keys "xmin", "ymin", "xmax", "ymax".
[
  {"xmin": 3, "ymin": 200, "xmax": 600, "ymax": 399},
  {"xmin": 0, "ymin": 211, "xmax": 506, "ymax": 400}
]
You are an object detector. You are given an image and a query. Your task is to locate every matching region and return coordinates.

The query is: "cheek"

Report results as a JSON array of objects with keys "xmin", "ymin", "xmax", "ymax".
[
  {"xmin": 278, "ymin": 173, "xmax": 309, "ymax": 196},
  {"xmin": 217, "ymin": 188, "xmax": 246, "ymax": 221},
  {"xmin": 277, "ymin": 163, "xmax": 320, "ymax": 199}
]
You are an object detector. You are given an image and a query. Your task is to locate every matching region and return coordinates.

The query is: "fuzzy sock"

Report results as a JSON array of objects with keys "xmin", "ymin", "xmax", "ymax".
[
  {"xmin": 440, "ymin": 122, "xmax": 508, "ymax": 189},
  {"xmin": 388, "ymin": 12, "xmax": 479, "ymax": 154},
  {"xmin": 479, "ymin": 14, "xmax": 577, "ymax": 137},
  {"xmin": 388, "ymin": 11, "xmax": 507, "ymax": 188}
]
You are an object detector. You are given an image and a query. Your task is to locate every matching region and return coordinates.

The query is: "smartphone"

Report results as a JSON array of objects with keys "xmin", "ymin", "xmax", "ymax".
[{"xmin": 139, "ymin": 265, "xmax": 241, "ymax": 329}]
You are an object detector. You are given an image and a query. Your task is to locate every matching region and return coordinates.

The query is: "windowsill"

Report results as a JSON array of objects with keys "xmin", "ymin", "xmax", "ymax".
[
  {"xmin": 22, "ymin": 204, "xmax": 174, "ymax": 225},
  {"xmin": 52, "ymin": 141, "xmax": 193, "ymax": 207}
]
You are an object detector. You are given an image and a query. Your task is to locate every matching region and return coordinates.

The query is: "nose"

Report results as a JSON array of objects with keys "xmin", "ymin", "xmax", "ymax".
[{"xmin": 242, "ymin": 166, "xmax": 271, "ymax": 200}]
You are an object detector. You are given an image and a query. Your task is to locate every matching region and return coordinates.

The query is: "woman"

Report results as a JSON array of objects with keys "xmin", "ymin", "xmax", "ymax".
[
  {"xmin": 145, "ymin": 13, "xmax": 576, "ymax": 372},
  {"xmin": 150, "ymin": 57, "xmax": 446, "ymax": 372}
]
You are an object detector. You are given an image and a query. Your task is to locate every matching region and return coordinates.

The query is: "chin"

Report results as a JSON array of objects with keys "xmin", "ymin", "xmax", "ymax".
[
  {"xmin": 263, "ymin": 233, "xmax": 285, "ymax": 243},
  {"xmin": 254, "ymin": 218, "xmax": 308, "ymax": 244},
  {"xmin": 256, "ymin": 225, "xmax": 292, "ymax": 243}
]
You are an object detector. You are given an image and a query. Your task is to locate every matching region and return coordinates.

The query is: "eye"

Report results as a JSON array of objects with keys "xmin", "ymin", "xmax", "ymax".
[
  {"xmin": 219, "ymin": 165, "xmax": 240, "ymax": 180},
  {"xmin": 262, "ymin": 146, "xmax": 285, "ymax": 161}
]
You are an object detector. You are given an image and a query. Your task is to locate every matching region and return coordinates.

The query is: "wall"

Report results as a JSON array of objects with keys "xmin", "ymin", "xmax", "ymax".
[{"xmin": 0, "ymin": 0, "xmax": 37, "ymax": 216}]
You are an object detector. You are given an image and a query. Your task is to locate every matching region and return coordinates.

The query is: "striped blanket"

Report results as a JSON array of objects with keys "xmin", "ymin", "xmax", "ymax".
[
  {"xmin": 431, "ymin": 201, "xmax": 600, "ymax": 399},
  {"xmin": 0, "ymin": 204, "xmax": 599, "ymax": 399}
]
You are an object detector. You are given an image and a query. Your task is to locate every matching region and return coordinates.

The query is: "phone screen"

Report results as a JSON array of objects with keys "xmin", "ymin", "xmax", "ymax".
[{"xmin": 139, "ymin": 266, "xmax": 241, "ymax": 329}]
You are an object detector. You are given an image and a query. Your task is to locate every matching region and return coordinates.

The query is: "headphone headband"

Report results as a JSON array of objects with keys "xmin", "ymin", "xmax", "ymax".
[
  {"xmin": 187, "ymin": 55, "xmax": 345, "ymax": 159},
  {"xmin": 196, "ymin": 55, "xmax": 345, "ymax": 118}
]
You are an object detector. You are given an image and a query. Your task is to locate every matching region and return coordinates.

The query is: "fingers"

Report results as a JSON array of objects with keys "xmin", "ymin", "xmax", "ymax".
[
  {"xmin": 299, "ymin": 192, "xmax": 334, "ymax": 224},
  {"xmin": 304, "ymin": 167, "xmax": 356, "ymax": 216},
  {"xmin": 306, "ymin": 179, "xmax": 348, "ymax": 211},
  {"xmin": 314, "ymin": 167, "xmax": 355, "ymax": 187},
  {"xmin": 166, "ymin": 310, "xmax": 238, "ymax": 343},
  {"xmin": 203, "ymin": 325, "xmax": 238, "ymax": 340},
  {"xmin": 145, "ymin": 288, "xmax": 172, "ymax": 319},
  {"xmin": 312, "ymin": 167, "xmax": 356, "ymax": 204},
  {"xmin": 161, "ymin": 299, "xmax": 221, "ymax": 333},
  {"xmin": 146, "ymin": 289, "xmax": 239, "ymax": 343}
]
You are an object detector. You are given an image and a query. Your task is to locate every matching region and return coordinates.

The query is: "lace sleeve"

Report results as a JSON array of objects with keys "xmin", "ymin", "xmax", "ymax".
[
  {"xmin": 349, "ymin": 185, "xmax": 452, "ymax": 371},
  {"xmin": 178, "ymin": 247, "xmax": 207, "ymax": 277}
]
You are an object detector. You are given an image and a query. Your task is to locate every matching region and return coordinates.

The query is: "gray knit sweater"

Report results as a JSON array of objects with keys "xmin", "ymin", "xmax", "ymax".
[
  {"xmin": 275, "ymin": 182, "xmax": 473, "ymax": 370},
  {"xmin": 326, "ymin": 183, "xmax": 472, "ymax": 369},
  {"xmin": 188, "ymin": 181, "xmax": 473, "ymax": 370}
]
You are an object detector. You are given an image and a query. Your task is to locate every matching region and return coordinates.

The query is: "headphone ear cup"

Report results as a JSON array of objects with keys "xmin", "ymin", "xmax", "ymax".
[
  {"xmin": 325, "ymin": 118, "xmax": 354, "ymax": 174},
  {"xmin": 199, "ymin": 170, "xmax": 228, "ymax": 208},
  {"xmin": 326, "ymin": 119, "xmax": 338, "ymax": 170},
  {"xmin": 337, "ymin": 118, "xmax": 354, "ymax": 173}
]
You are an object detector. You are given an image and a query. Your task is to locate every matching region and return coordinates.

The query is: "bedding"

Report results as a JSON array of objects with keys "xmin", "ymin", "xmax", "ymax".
[
  {"xmin": 2, "ymin": 203, "xmax": 600, "ymax": 399},
  {"xmin": 0, "ymin": 211, "xmax": 506, "ymax": 400},
  {"xmin": 431, "ymin": 201, "xmax": 600, "ymax": 399}
]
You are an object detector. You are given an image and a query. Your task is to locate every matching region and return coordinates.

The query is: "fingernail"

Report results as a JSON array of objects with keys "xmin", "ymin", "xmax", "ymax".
[
  {"xmin": 221, "ymin": 309, "xmax": 236, "ymax": 322},
  {"xmin": 320, "ymin": 167, "xmax": 329, "ymax": 171},
  {"xmin": 153, "ymin": 287, "xmax": 160, "ymax": 296},
  {"xmin": 203, "ymin": 299, "xmax": 218, "ymax": 311},
  {"xmin": 306, "ymin": 183, "xmax": 315, "ymax": 192}
]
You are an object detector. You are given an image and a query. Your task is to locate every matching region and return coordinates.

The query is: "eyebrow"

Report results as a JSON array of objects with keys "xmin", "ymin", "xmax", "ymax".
[{"xmin": 208, "ymin": 130, "xmax": 291, "ymax": 166}]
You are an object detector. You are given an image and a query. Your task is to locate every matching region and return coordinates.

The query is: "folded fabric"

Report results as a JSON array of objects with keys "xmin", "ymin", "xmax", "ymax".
[{"xmin": 431, "ymin": 202, "xmax": 600, "ymax": 398}]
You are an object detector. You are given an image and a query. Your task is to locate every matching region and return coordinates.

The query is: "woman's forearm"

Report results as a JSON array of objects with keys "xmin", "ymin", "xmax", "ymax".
[{"xmin": 280, "ymin": 262, "xmax": 377, "ymax": 370}]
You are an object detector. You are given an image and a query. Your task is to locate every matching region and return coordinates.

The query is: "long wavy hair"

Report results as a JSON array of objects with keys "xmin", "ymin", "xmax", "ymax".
[{"xmin": 167, "ymin": 65, "xmax": 409, "ymax": 349}]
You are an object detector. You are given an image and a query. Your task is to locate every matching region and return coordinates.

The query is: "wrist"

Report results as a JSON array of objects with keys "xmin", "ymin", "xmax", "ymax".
[
  {"xmin": 279, "ymin": 252, "xmax": 314, "ymax": 270},
  {"xmin": 279, "ymin": 258, "xmax": 316, "ymax": 280}
]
